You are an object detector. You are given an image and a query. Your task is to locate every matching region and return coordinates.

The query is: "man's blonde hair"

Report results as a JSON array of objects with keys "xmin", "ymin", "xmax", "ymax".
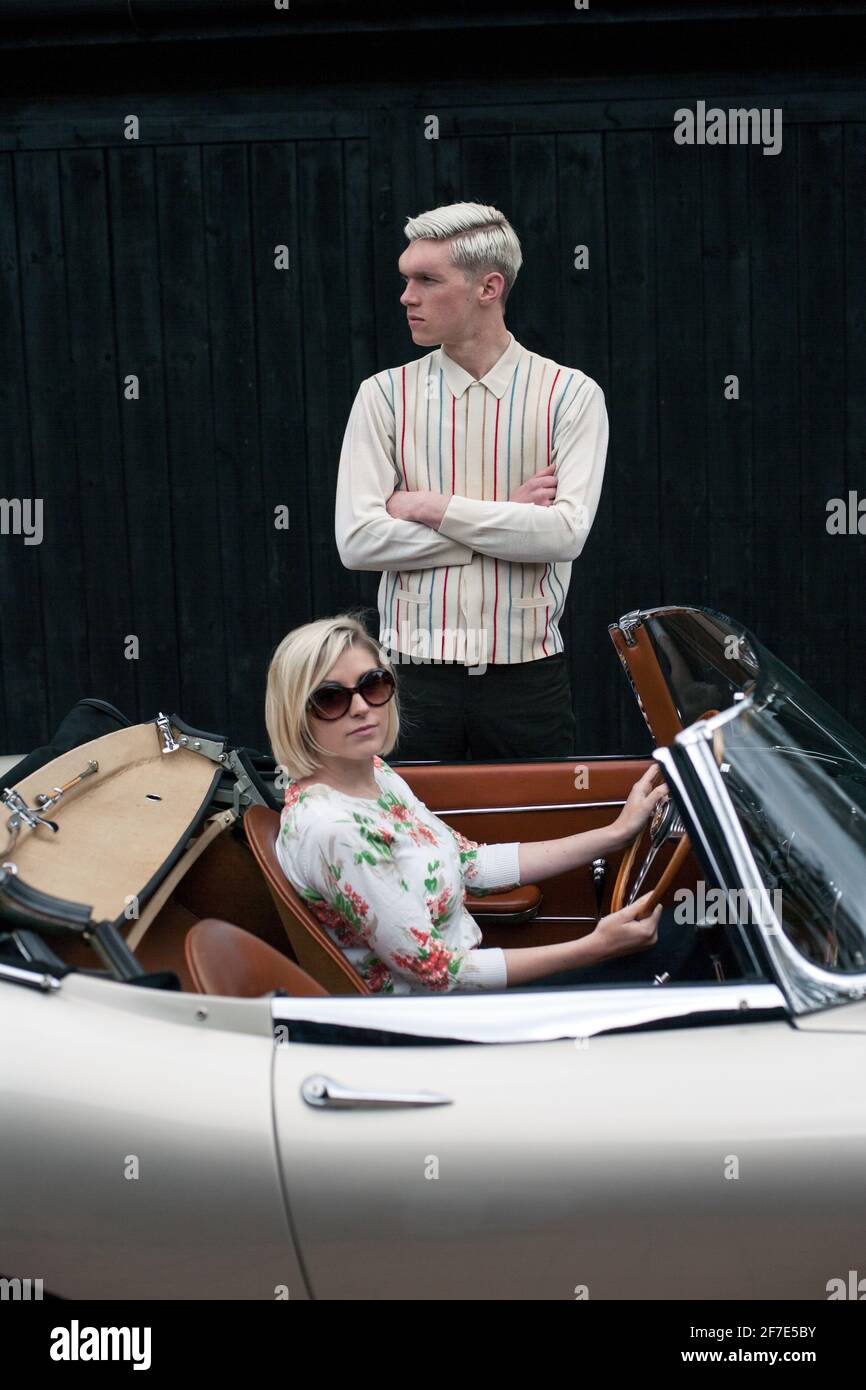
[
  {"xmin": 265, "ymin": 611, "xmax": 405, "ymax": 781},
  {"xmin": 404, "ymin": 201, "xmax": 523, "ymax": 305}
]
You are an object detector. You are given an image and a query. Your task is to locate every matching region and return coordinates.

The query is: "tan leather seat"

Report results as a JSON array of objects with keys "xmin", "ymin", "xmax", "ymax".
[
  {"xmin": 184, "ymin": 917, "xmax": 328, "ymax": 997},
  {"xmin": 244, "ymin": 806, "xmax": 372, "ymax": 995}
]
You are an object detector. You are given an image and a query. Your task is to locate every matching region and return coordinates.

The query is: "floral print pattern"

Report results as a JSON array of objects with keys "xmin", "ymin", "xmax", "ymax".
[
  {"xmin": 392, "ymin": 924, "xmax": 460, "ymax": 992},
  {"xmin": 275, "ymin": 757, "xmax": 521, "ymax": 995}
]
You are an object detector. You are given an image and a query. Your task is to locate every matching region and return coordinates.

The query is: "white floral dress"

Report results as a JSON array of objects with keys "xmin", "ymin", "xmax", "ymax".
[{"xmin": 275, "ymin": 755, "xmax": 522, "ymax": 995}]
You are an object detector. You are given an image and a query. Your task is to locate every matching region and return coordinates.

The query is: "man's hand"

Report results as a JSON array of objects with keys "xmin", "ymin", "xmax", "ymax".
[
  {"xmin": 510, "ymin": 463, "xmax": 558, "ymax": 507},
  {"xmin": 385, "ymin": 489, "xmax": 449, "ymax": 530}
]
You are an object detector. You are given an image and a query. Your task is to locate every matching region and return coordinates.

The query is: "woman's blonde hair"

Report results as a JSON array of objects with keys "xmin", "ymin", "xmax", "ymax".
[{"xmin": 265, "ymin": 610, "xmax": 409, "ymax": 781}]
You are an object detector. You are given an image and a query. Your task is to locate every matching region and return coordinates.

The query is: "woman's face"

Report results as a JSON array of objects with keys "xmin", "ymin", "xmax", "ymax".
[{"xmin": 306, "ymin": 646, "xmax": 389, "ymax": 768}]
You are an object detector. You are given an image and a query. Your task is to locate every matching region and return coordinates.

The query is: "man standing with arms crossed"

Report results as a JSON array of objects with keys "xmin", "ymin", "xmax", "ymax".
[{"xmin": 334, "ymin": 202, "xmax": 609, "ymax": 761}]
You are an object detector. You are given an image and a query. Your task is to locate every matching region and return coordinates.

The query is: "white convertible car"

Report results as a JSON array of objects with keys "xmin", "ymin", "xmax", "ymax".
[{"xmin": 1, "ymin": 604, "xmax": 865, "ymax": 1300}]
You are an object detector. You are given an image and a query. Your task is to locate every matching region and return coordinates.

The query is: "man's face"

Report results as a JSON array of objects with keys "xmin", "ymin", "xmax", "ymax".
[{"xmin": 398, "ymin": 239, "xmax": 480, "ymax": 346}]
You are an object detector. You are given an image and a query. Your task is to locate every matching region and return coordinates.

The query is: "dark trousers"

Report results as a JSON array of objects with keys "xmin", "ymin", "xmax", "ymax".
[
  {"xmin": 389, "ymin": 652, "xmax": 577, "ymax": 762},
  {"xmin": 509, "ymin": 907, "xmax": 705, "ymax": 989}
]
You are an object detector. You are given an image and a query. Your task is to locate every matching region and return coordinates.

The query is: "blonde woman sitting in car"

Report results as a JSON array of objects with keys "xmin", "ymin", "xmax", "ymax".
[{"xmin": 266, "ymin": 613, "xmax": 674, "ymax": 996}]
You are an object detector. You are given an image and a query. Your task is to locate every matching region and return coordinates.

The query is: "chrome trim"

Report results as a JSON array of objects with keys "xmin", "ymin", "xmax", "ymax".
[
  {"xmin": 762, "ymin": 746, "xmax": 847, "ymax": 764},
  {"xmin": 591, "ymin": 857, "xmax": 607, "ymax": 916},
  {"xmin": 155, "ymin": 711, "xmax": 181, "ymax": 754},
  {"xmin": 301, "ymin": 1073, "xmax": 452, "ymax": 1109},
  {"xmin": 273, "ymin": 982, "xmax": 787, "ymax": 1046},
  {"xmin": 1, "ymin": 787, "xmax": 60, "ymax": 845},
  {"xmin": 434, "ymin": 799, "xmax": 626, "ymax": 816},
  {"xmin": 394, "ymin": 754, "xmax": 649, "ymax": 767},
  {"xmin": 533, "ymin": 915, "xmax": 597, "ymax": 924},
  {"xmin": 0, "ymin": 960, "xmax": 62, "ymax": 992},
  {"xmin": 626, "ymin": 799, "xmax": 687, "ymax": 906},
  {"xmin": 671, "ymin": 700, "xmax": 866, "ymax": 1013},
  {"xmin": 470, "ymin": 903, "xmax": 541, "ymax": 925},
  {"xmin": 652, "ymin": 741, "xmax": 764, "ymax": 979},
  {"xmin": 612, "ymin": 608, "xmax": 645, "ymax": 647}
]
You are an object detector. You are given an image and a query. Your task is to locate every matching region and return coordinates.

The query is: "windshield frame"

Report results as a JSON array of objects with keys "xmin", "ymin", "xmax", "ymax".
[{"xmin": 659, "ymin": 698, "xmax": 866, "ymax": 1015}]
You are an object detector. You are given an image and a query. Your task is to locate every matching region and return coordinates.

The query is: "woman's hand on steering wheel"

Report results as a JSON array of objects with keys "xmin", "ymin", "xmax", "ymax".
[
  {"xmin": 588, "ymin": 892, "xmax": 663, "ymax": 963},
  {"xmin": 612, "ymin": 764, "xmax": 669, "ymax": 849},
  {"xmin": 610, "ymin": 768, "xmax": 692, "ymax": 915}
]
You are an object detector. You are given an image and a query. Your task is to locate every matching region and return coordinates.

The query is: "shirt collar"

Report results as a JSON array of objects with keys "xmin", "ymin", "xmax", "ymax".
[{"xmin": 436, "ymin": 331, "xmax": 523, "ymax": 400}]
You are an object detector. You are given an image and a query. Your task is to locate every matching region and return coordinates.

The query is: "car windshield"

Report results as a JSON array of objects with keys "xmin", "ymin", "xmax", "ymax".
[
  {"xmin": 707, "ymin": 649, "xmax": 866, "ymax": 974},
  {"xmin": 641, "ymin": 607, "xmax": 761, "ymax": 724}
]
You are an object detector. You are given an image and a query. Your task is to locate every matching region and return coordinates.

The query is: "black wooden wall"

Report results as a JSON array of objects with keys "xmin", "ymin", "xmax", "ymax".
[{"xmin": 1, "ymin": 2, "xmax": 865, "ymax": 758}]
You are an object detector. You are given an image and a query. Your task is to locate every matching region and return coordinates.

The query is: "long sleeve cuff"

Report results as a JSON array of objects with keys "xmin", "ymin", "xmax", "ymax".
[
  {"xmin": 471, "ymin": 840, "xmax": 522, "ymax": 892},
  {"xmin": 460, "ymin": 945, "xmax": 508, "ymax": 991}
]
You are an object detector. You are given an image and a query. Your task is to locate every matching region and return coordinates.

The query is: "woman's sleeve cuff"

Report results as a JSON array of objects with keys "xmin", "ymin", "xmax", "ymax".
[
  {"xmin": 461, "ymin": 946, "xmax": 509, "ymax": 991},
  {"xmin": 471, "ymin": 840, "xmax": 522, "ymax": 892}
]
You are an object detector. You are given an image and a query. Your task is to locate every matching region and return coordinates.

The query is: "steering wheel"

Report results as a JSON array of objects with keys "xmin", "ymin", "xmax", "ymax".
[
  {"xmin": 611, "ymin": 770, "xmax": 692, "ymax": 914},
  {"xmin": 611, "ymin": 712, "xmax": 722, "ymax": 915}
]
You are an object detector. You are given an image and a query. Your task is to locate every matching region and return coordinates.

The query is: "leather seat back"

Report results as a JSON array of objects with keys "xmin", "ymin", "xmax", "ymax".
[
  {"xmin": 243, "ymin": 805, "xmax": 371, "ymax": 995},
  {"xmin": 185, "ymin": 917, "xmax": 328, "ymax": 997}
]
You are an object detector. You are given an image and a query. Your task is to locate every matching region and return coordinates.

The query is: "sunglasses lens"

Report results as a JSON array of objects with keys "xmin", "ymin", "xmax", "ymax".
[
  {"xmin": 309, "ymin": 687, "xmax": 349, "ymax": 720},
  {"xmin": 308, "ymin": 670, "xmax": 395, "ymax": 720},
  {"xmin": 360, "ymin": 670, "xmax": 395, "ymax": 704}
]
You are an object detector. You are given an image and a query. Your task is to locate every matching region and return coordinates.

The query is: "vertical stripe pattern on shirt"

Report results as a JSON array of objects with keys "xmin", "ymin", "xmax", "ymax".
[{"xmin": 375, "ymin": 338, "xmax": 600, "ymax": 666}]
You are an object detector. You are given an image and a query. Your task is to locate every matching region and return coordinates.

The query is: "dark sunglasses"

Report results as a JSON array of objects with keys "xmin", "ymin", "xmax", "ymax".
[{"xmin": 307, "ymin": 667, "xmax": 396, "ymax": 721}]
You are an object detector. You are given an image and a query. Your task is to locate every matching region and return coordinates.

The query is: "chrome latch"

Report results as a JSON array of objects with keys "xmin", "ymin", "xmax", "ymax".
[
  {"xmin": 617, "ymin": 609, "xmax": 643, "ymax": 647},
  {"xmin": 156, "ymin": 712, "xmax": 181, "ymax": 754},
  {"xmin": 1, "ymin": 788, "xmax": 61, "ymax": 851}
]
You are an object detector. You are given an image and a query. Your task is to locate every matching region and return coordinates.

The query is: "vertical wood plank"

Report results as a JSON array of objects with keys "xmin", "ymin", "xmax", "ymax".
[
  {"xmin": 200, "ymin": 141, "xmax": 265, "ymax": 744},
  {"xmin": 604, "ymin": 130, "xmax": 660, "ymax": 751},
  {"xmin": 61, "ymin": 148, "xmax": 137, "ymax": 717},
  {"xmin": 798, "ymin": 123, "xmax": 847, "ymax": 713},
  {"xmin": 0, "ymin": 154, "xmax": 45, "ymax": 748},
  {"xmin": 295, "ymin": 139, "xmax": 353, "ymax": 630},
  {"xmin": 249, "ymin": 140, "xmax": 315, "ymax": 684},
  {"xmin": 654, "ymin": 132, "xmax": 705, "ymax": 614},
  {"xmin": 338, "ymin": 135, "xmax": 381, "ymax": 628},
  {"xmin": 557, "ymin": 131, "xmax": 620, "ymax": 754},
  {"xmin": 510, "ymin": 133, "xmax": 560, "ymax": 363},
  {"xmin": 15, "ymin": 151, "xmax": 90, "ymax": 729},
  {"xmin": 749, "ymin": 128, "xmax": 801, "ymax": 680},
  {"xmin": 107, "ymin": 144, "xmax": 181, "ymax": 723},
  {"xmin": 702, "ymin": 143, "xmax": 755, "ymax": 641},
  {"xmin": 155, "ymin": 144, "xmax": 229, "ymax": 729}
]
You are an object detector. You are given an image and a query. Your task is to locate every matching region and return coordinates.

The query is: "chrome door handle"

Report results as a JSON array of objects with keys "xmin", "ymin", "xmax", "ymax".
[{"xmin": 301, "ymin": 1073, "xmax": 453, "ymax": 1110}]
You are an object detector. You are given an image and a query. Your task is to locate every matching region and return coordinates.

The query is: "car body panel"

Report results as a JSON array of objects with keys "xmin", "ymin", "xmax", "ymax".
[
  {"xmin": 271, "ymin": 1006, "xmax": 866, "ymax": 1299},
  {"xmin": 0, "ymin": 971, "xmax": 309, "ymax": 1299},
  {"xmin": 793, "ymin": 998, "xmax": 866, "ymax": 1033}
]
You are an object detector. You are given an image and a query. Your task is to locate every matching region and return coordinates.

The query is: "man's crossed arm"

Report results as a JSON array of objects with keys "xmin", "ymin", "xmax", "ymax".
[
  {"xmin": 386, "ymin": 463, "xmax": 561, "ymax": 556},
  {"xmin": 335, "ymin": 372, "xmax": 609, "ymax": 570},
  {"xmin": 335, "ymin": 377, "xmax": 473, "ymax": 572}
]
